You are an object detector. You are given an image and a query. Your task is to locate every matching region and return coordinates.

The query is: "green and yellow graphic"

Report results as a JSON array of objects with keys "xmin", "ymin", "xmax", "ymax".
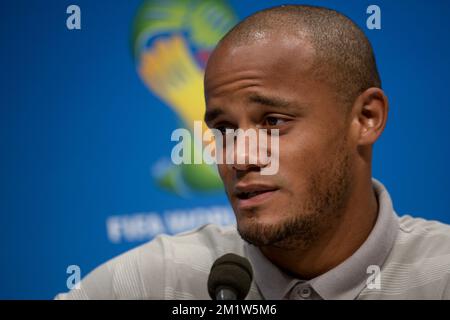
[{"xmin": 131, "ymin": 0, "xmax": 238, "ymax": 195}]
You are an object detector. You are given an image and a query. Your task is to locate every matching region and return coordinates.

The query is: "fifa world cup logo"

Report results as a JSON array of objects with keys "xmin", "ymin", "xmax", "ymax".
[{"xmin": 131, "ymin": 0, "xmax": 238, "ymax": 195}]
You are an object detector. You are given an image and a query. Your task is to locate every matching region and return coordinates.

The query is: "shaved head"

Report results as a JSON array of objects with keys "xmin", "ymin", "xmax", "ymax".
[{"xmin": 213, "ymin": 4, "xmax": 381, "ymax": 109}]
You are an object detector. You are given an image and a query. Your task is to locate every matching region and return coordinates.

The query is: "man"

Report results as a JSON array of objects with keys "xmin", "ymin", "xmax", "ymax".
[{"xmin": 57, "ymin": 5, "xmax": 450, "ymax": 300}]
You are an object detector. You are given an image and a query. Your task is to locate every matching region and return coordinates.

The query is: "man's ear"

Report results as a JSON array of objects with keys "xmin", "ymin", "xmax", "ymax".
[{"xmin": 350, "ymin": 87, "xmax": 389, "ymax": 146}]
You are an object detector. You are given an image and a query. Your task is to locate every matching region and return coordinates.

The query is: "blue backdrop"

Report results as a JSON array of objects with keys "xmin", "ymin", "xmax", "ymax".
[{"xmin": 1, "ymin": 0, "xmax": 449, "ymax": 299}]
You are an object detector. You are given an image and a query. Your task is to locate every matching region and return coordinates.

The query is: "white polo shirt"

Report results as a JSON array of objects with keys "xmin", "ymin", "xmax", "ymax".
[{"xmin": 56, "ymin": 179, "xmax": 450, "ymax": 300}]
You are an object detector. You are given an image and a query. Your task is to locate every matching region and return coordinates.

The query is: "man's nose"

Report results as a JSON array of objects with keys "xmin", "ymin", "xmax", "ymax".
[
  {"xmin": 228, "ymin": 129, "xmax": 268, "ymax": 172},
  {"xmin": 232, "ymin": 161, "xmax": 261, "ymax": 172}
]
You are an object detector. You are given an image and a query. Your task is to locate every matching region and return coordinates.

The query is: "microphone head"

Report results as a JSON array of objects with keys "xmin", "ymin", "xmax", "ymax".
[{"xmin": 207, "ymin": 253, "xmax": 253, "ymax": 300}]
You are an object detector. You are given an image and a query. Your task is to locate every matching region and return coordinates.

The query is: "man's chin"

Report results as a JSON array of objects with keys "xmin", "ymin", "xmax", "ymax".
[
  {"xmin": 234, "ymin": 199, "xmax": 280, "ymax": 219},
  {"xmin": 236, "ymin": 211, "xmax": 322, "ymax": 249},
  {"xmin": 236, "ymin": 217, "xmax": 287, "ymax": 246},
  {"xmin": 236, "ymin": 208, "xmax": 281, "ymax": 228}
]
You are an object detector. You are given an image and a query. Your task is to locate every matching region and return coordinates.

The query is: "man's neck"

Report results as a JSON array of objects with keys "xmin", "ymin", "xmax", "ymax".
[{"xmin": 260, "ymin": 177, "xmax": 379, "ymax": 280}]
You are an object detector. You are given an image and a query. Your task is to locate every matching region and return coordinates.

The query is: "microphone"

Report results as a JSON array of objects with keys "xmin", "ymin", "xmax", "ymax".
[{"xmin": 207, "ymin": 253, "xmax": 253, "ymax": 300}]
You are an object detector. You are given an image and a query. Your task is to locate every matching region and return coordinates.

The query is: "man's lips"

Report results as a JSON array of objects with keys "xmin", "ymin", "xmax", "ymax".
[{"xmin": 233, "ymin": 183, "xmax": 279, "ymax": 209}]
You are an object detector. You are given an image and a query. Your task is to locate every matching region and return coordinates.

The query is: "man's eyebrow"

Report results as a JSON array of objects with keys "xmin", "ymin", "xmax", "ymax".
[
  {"xmin": 204, "ymin": 94, "xmax": 306, "ymax": 124},
  {"xmin": 248, "ymin": 93, "xmax": 297, "ymax": 109}
]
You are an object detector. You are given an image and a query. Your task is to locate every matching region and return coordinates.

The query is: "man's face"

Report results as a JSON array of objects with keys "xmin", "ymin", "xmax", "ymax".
[{"xmin": 204, "ymin": 35, "xmax": 354, "ymax": 249}]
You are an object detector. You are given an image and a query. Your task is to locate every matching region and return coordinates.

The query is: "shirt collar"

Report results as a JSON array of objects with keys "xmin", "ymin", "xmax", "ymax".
[{"xmin": 245, "ymin": 178, "xmax": 399, "ymax": 300}]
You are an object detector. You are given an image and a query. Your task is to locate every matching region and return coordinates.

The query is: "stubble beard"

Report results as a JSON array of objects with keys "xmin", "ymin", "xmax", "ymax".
[{"xmin": 237, "ymin": 138, "xmax": 352, "ymax": 251}]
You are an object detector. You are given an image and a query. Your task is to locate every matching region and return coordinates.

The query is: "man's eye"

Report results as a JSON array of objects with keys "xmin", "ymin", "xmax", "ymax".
[
  {"xmin": 214, "ymin": 125, "xmax": 233, "ymax": 135},
  {"xmin": 216, "ymin": 127, "xmax": 227, "ymax": 135},
  {"xmin": 264, "ymin": 116, "xmax": 287, "ymax": 126}
]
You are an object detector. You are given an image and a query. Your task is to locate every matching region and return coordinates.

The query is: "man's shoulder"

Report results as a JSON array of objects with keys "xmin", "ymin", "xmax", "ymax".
[
  {"xmin": 126, "ymin": 223, "xmax": 245, "ymax": 271},
  {"xmin": 135, "ymin": 223, "xmax": 245, "ymax": 264},
  {"xmin": 361, "ymin": 215, "xmax": 450, "ymax": 299},
  {"xmin": 392, "ymin": 214, "xmax": 450, "ymax": 266},
  {"xmin": 56, "ymin": 224, "xmax": 244, "ymax": 300},
  {"xmin": 397, "ymin": 214, "xmax": 450, "ymax": 248},
  {"xmin": 151, "ymin": 223, "xmax": 243, "ymax": 251}
]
